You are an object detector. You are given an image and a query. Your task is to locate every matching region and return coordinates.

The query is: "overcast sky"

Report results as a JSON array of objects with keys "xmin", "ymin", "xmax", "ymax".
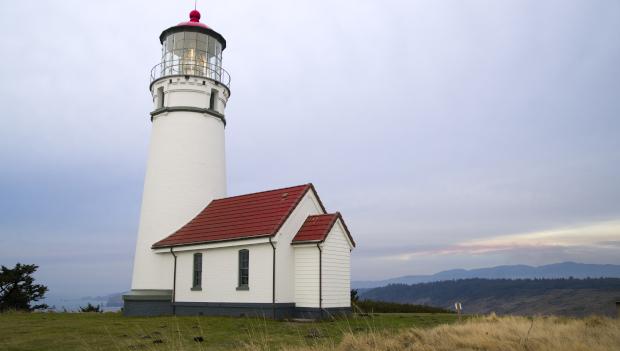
[{"xmin": 1, "ymin": 0, "xmax": 619, "ymax": 297}]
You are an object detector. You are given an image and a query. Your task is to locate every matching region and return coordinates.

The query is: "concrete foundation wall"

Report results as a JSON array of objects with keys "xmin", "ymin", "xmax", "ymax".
[
  {"xmin": 123, "ymin": 299, "xmax": 351, "ymax": 319},
  {"xmin": 123, "ymin": 300, "xmax": 173, "ymax": 317},
  {"xmin": 174, "ymin": 302, "xmax": 295, "ymax": 319}
]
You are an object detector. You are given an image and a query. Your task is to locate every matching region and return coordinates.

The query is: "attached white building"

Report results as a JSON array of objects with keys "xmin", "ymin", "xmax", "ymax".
[{"xmin": 123, "ymin": 10, "xmax": 355, "ymax": 318}]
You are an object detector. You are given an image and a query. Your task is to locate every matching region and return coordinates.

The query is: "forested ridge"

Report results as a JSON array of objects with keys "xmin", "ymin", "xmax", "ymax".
[{"xmin": 360, "ymin": 278, "xmax": 620, "ymax": 316}]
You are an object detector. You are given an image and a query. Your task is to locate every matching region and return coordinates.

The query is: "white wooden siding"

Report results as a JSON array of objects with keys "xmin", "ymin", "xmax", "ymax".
[
  {"xmin": 321, "ymin": 220, "xmax": 351, "ymax": 308},
  {"xmin": 294, "ymin": 245, "xmax": 320, "ymax": 307},
  {"xmin": 274, "ymin": 190, "xmax": 324, "ymax": 303},
  {"xmin": 174, "ymin": 243, "xmax": 273, "ymax": 303}
]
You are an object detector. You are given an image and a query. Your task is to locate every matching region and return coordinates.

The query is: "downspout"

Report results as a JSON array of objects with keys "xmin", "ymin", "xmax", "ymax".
[
  {"xmin": 170, "ymin": 247, "xmax": 177, "ymax": 315},
  {"xmin": 317, "ymin": 242, "xmax": 323, "ymax": 319},
  {"xmin": 269, "ymin": 237, "xmax": 276, "ymax": 319}
]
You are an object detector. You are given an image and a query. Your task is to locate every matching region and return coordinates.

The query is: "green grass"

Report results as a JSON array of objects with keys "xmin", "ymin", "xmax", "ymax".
[
  {"xmin": 0, "ymin": 312, "xmax": 459, "ymax": 350},
  {"xmin": 354, "ymin": 300, "xmax": 453, "ymax": 313}
]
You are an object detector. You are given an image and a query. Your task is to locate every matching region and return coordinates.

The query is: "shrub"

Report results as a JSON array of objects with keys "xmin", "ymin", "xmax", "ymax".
[
  {"xmin": 355, "ymin": 299, "xmax": 453, "ymax": 314},
  {"xmin": 79, "ymin": 303, "xmax": 102, "ymax": 313}
]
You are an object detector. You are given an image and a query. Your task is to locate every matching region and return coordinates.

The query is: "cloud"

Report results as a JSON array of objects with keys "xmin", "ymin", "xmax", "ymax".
[
  {"xmin": 597, "ymin": 241, "xmax": 620, "ymax": 248},
  {"xmin": 383, "ymin": 219, "xmax": 620, "ymax": 261}
]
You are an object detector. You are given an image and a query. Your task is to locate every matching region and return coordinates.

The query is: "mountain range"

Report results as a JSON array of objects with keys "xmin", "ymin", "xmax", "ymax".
[{"xmin": 352, "ymin": 262, "xmax": 620, "ymax": 289}]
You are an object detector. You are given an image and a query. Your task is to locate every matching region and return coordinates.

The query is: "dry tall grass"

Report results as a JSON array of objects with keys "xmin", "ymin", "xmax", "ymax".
[{"xmin": 282, "ymin": 314, "xmax": 620, "ymax": 351}]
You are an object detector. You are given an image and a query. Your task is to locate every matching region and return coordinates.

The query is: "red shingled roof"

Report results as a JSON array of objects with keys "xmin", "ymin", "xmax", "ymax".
[
  {"xmin": 292, "ymin": 212, "xmax": 355, "ymax": 247},
  {"xmin": 152, "ymin": 184, "xmax": 325, "ymax": 248}
]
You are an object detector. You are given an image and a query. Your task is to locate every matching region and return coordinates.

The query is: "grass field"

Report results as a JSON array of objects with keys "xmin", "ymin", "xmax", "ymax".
[
  {"xmin": 2, "ymin": 312, "xmax": 618, "ymax": 351},
  {"xmin": 0, "ymin": 312, "xmax": 458, "ymax": 350},
  {"xmin": 325, "ymin": 314, "xmax": 620, "ymax": 351}
]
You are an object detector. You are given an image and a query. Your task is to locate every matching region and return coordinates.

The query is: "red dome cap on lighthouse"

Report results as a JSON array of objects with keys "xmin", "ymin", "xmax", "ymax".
[
  {"xmin": 177, "ymin": 9, "xmax": 210, "ymax": 29},
  {"xmin": 189, "ymin": 9, "xmax": 201, "ymax": 21}
]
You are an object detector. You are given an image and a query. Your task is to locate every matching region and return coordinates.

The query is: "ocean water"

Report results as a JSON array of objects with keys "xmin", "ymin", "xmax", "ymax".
[{"xmin": 42, "ymin": 296, "xmax": 122, "ymax": 312}]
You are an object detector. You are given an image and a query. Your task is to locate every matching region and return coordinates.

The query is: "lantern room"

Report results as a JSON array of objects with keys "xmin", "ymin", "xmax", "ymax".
[{"xmin": 151, "ymin": 10, "xmax": 230, "ymax": 87}]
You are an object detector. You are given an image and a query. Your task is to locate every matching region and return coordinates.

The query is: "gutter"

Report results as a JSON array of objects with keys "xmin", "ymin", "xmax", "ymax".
[
  {"xmin": 269, "ymin": 237, "xmax": 276, "ymax": 319},
  {"xmin": 317, "ymin": 242, "xmax": 323, "ymax": 318},
  {"xmin": 152, "ymin": 234, "xmax": 273, "ymax": 251},
  {"xmin": 170, "ymin": 247, "xmax": 177, "ymax": 315}
]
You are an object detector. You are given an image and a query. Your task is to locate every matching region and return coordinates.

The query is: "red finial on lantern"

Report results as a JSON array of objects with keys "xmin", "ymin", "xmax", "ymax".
[
  {"xmin": 189, "ymin": 9, "xmax": 201, "ymax": 22},
  {"xmin": 174, "ymin": 8, "xmax": 210, "ymax": 29}
]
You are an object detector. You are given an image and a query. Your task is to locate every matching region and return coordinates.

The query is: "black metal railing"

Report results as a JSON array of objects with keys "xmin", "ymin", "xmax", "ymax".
[{"xmin": 150, "ymin": 60, "xmax": 231, "ymax": 88}]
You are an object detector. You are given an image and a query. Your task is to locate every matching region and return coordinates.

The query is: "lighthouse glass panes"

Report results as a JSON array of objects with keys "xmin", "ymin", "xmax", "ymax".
[{"xmin": 160, "ymin": 31, "xmax": 223, "ymax": 81}]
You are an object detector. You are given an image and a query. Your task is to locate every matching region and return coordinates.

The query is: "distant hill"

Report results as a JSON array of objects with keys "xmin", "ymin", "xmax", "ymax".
[
  {"xmin": 43, "ymin": 291, "xmax": 125, "ymax": 312},
  {"xmin": 353, "ymin": 262, "xmax": 620, "ymax": 289},
  {"xmin": 103, "ymin": 292, "xmax": 126, "ymax": 307},
  {"xmin": 359, "ymin": 278, "xmax": 620, "ymax": 317}
]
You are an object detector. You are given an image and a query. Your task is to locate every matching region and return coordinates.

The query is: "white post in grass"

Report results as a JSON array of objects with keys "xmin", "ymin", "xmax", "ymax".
[{"xmin": 454, "ymin": 302, "xmax": 462, "ymax": 321}]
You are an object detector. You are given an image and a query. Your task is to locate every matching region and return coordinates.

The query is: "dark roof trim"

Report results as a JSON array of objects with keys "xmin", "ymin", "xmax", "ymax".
[
  {"xmin": 159, "ymin": 25, "xmax": 227, "ymax": 49},
  {"xmin": 309, "ymin": 184, "xmax": 328, "ymax": 214},
  {"xmin": 290, "ymin": 240, "xmax": 321, "ymax": 245},
  {"xmin": 335, "ymin": 212, "xmax": 356, "ymax": 248}
]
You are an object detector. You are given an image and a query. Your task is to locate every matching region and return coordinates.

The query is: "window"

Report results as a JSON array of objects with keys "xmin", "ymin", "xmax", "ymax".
[
  {"xmin": 209, "ymin": 89, "xmax": 218, "ymax": 111},
  {"xmin": 238, "ymin": 249, "xmax": 249, "ymax": 290},
  {"xmin": 192, "ymin": 253, "xmax": 202, "ymax": 290},
  {"xmin": 157, "ymin": 87, "xmax": 164, "ymax": 109}
]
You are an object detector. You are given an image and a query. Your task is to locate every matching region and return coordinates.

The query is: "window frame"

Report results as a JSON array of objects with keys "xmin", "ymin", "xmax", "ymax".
[
  {"xmin": 237, "ymin": 249, "xmax": 249, "ymax": 290},
  {"xmin": 191, "ymin": 252, "xmax": 202, "ymax": 291},
  {"xmin": 209, "ymin": 89, "xmax": 218, "ymax": 111},
  {"xmin": 156, "ymin": 86, "xmax": 164, "ymax": 109}
]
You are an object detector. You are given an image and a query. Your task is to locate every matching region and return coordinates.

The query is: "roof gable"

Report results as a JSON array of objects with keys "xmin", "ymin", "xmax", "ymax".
[
  {"xmin": 152, "ymin": 184, "xmax": 325, "ymax": 248},
  {"xmin": 292, "ymin": 212, "xmax": 355, "ymax": 247}
]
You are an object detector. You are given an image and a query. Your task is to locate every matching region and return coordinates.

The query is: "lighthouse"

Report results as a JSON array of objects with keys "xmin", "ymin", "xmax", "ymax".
[
  {"xmin": 124, "ymin": 9, "xmax": 355, "ymax": 318},
  {"xmin": 129, "ymin": 9, "xmax": 230, "ymax": 294}
]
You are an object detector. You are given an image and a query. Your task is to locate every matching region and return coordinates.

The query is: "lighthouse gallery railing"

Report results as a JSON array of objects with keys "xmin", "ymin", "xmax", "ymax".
[{"xmin": 150, "ymin": 60, "xmax": 231, "ymax": 88}]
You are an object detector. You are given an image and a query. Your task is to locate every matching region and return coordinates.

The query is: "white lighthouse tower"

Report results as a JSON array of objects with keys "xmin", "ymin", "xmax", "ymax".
[{"xmin": 129, "ymin": 9, "xmax": 230, "ymax": 296}]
